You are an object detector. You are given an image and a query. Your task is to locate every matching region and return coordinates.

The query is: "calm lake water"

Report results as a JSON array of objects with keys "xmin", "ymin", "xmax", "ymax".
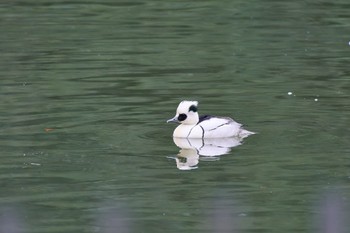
[{"xmin": 1, "ymin": 1, "xmax": 350, "ymax": 232}]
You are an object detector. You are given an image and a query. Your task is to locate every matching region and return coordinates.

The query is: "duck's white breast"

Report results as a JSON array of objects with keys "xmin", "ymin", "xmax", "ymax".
[{"xmin": 173, "ymin": 124, "xmax": 203, "ymax": 138}]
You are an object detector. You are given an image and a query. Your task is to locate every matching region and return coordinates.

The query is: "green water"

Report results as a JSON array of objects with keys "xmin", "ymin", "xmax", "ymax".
[{"xmin": 1, "ymin": 1, "xmax": 350, "ymax": 232}]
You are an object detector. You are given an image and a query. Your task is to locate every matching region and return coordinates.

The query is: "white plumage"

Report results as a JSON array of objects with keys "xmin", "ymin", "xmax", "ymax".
[{"xmin": 167, "ymin": 100, "xmax": 254, "ymax": 138}]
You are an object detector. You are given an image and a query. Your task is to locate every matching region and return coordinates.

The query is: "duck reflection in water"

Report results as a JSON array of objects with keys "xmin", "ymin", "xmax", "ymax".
[{"xmin": 169, "ymin": 137, "xmax": 244, "ymax": 170}]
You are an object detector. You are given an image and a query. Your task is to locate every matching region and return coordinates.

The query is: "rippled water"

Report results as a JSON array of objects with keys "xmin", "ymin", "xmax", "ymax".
[{"xmin": 1, "ymin": 1, "xmax": 350, "ymax": 232}]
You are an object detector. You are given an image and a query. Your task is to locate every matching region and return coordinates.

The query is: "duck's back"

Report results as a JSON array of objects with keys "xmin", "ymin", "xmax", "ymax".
[
  {"xmin": 173, "ymin": 115, "xmax": 254, "ymax": 138},
  {"xmin": 198, "ymin": 116, "xmax": 242, "ymax": 138}
]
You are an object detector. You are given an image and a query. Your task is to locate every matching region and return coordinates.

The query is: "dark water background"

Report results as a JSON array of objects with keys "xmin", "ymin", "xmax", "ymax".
[{"xmin": 1, "ymin": 1, "xmax": 350, "ymax": 232}]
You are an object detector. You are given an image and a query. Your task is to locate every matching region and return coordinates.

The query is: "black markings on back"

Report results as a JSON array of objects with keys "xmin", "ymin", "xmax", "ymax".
[
  {"xmin": 209, "ymin": 122, "xmax": 230, "ymax": 131},
  {"xmin": 198, "ymin": 115, "xmax": 212, "ymax": 124}
]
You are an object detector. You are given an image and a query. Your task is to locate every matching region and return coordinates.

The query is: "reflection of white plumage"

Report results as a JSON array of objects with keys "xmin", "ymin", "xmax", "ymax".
[
  {"xmin": 173, "ymin": 137, "xmax": 242, "ymax": 156},
  {"xmin": 167, "ymin": 100, "xmax": 255, "ymax": 138},
  {"xmin": 170, "ymin": 137, "xmax": 243, "ymax": 170}
]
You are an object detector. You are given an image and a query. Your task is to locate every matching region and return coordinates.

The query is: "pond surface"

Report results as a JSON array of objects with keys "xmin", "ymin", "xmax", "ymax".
[{"xmin": 1, "ymin": 1, "xmax": 350, "ymax": 232}]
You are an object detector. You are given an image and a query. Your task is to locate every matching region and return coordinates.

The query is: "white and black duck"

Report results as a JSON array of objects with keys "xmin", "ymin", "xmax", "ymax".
[{"xmin": 167, "ymin": 100, "xmax": 254, "ymax": 138}]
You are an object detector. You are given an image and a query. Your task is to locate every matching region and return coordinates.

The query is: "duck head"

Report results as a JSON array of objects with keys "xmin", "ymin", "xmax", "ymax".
[{"xmin": 167, "ymin": 100, "xmax": 199, "ymax": 125}]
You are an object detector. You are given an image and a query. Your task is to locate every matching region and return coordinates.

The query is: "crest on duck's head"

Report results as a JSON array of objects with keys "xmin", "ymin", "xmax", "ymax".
[{"xmin": 177, "ymin": 100, "xmax": 198, "ymax": 114}]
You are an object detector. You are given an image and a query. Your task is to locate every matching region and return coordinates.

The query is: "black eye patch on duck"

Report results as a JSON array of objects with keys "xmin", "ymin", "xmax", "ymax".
[
  {"xmin": 178, "ymin": 114, "xmax": 187, "ymax": 121},
  {"xmin": 188, "ymin": 105, "xmax": 197, "ymax": 112}
]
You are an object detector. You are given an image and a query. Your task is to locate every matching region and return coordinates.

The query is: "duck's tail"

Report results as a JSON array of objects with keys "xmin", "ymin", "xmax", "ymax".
[{"xmin": 238, "ymin": 128, "xmax": 256, "ymax": 139}]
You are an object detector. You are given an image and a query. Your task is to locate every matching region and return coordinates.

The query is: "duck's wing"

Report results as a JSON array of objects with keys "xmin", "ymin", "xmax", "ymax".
[{"xmin": 198, "ymin": 115, "xmax": 242, "ymax": 131}]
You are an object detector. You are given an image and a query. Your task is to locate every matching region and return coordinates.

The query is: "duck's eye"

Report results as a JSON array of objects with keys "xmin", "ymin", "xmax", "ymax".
[
  {"xmin": 178, "ymin": 114, "xmax": 187, "ymax": 121},
  {"xmin": 189, "ymin": 105, "xmax": 197, "ymax": 112}
]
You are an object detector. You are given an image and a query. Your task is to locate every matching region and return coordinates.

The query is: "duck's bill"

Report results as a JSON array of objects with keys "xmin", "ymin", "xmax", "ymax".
[{"xmin": 166, "ymin": 117, "xmax": 178, "ymax": 123}]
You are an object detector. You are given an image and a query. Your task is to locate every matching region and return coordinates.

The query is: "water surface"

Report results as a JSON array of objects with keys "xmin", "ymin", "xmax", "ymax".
[{"xmin": 1, "ymin": 1, "xmax": 350, "ymax": 232}]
